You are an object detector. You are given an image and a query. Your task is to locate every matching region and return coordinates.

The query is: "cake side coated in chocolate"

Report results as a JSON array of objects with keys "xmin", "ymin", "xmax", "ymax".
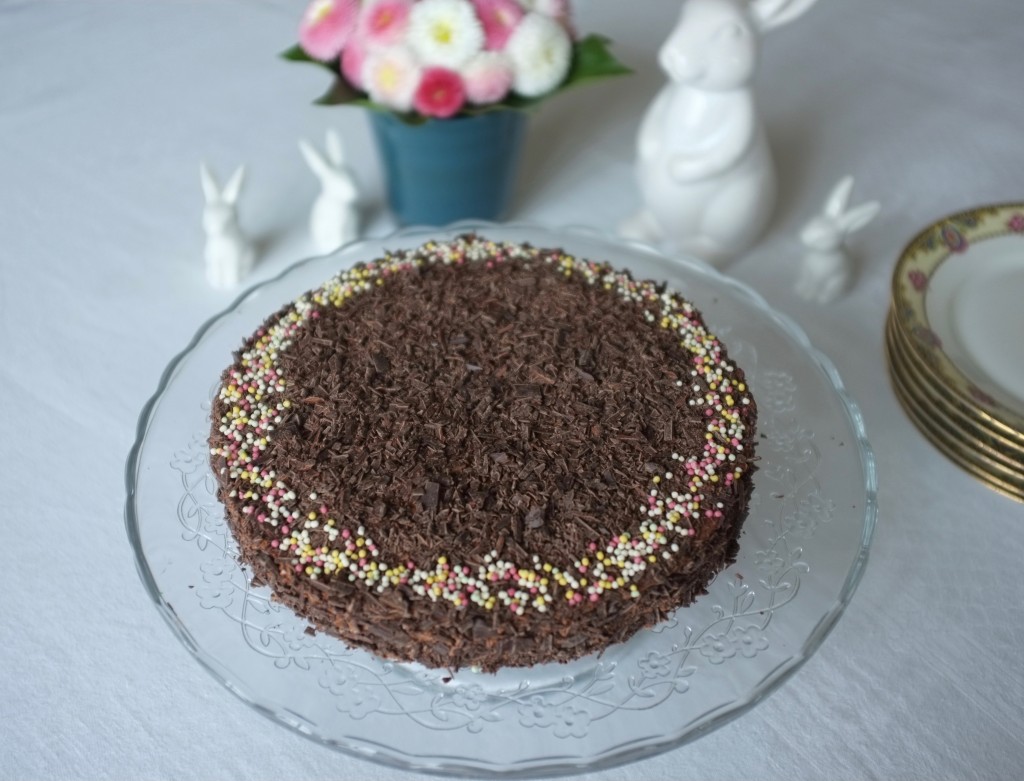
[{"xmin": 209, "ymin": 236, "xmax": 757, "ymax": 671}]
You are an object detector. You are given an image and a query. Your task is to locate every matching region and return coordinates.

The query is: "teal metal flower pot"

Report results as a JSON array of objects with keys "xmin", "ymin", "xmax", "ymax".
[{"xmin": 369, "ymin": 110, "xmax": 527, "ymax": 226}]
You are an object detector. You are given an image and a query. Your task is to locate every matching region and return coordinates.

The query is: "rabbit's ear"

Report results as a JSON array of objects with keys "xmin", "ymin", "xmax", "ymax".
[
  {"xmin": 200, "ymin": 162, "xmax": 220, "ymax": 203},
  {"xmin": 825, "ymin": 176, "xmax": 855, "ymax": 218},
  {"xmin": 325, "ymin": 129, "xmax": 344, "ymax": 166},
  {"xmin": 223, "ymin": 165, "xmax": 246, "ymax": 205},
  {"xmin": 751, "ymin": 0, "xmax": 822, "ymax": 31},
  {"xmin": 300, "ymin": 139, "xmax": 329, "ymax": 179},
  {"xmin": 839, "ymin": 201, "xmax": 881, "ymax": 235}
]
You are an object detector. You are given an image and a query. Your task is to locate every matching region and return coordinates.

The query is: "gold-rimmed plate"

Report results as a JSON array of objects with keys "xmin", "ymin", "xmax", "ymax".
[
  {"xmin": 888, "ymin": 367, "xmax": 1024, "ymax": 503},
  {"xmin": 886, "ymin": 314, "xmax": 1024, "ymax": 473},
  {"xmin": 889, "ymin": 306, "xmax": 1024, "ymax": 449},
  {"xmin": 891, "ymin": 203, "xmax": 1024, "ymax": 437},
  {"xmin": 885, "ymin": 322, "xmax": 1024, "ymax": 503}
]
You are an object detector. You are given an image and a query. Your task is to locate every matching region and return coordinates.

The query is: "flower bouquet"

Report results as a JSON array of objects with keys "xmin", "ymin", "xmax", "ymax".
[{"xmin": 284, "ymin": 0, "xmax": 629, "ymax": 224}]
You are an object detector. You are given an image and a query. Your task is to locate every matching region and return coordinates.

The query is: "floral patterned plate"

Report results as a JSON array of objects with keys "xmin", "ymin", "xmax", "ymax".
[
  {"xmin": 126, "ymin": 223, "xmax": 876, "ymax": 777},
  {"xmin": 888, "ymin": 361, "xmax": 1024, "ymax": 504},
  {"xmin": 886, "ymin": 313, "xmax": 1024, "ymax": 473},
  {"xmin": 892, "ymin": 203, "xmax": 1024, "ymax": 436},
  {"xmin": 886, "ymin": 315, "xmax": 1024, "ymax": 503}
]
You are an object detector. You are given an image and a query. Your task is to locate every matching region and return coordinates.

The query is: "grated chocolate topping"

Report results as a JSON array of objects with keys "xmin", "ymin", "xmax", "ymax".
[{"xmin": 210, "ymin": 236, "xmax": 757, "ymax": 671}]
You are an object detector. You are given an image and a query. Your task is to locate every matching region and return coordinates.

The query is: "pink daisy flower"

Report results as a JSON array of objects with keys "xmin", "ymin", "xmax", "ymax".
[
  {"xmin": 462, "ymin": 51, "xmax": 513, "ymax": 104},
  {"xmin": 471, "ymin": 0, "xmax": 524, "ymax": 51},
  {"xmin": 414, "ymin": 67, "xmax": 466, "ymax": 118},
  {"xmin": 299, "ymin": 0, "xmax": 360, "ymax": 61},
  {"xmin": 341, "ymin": 37, "xmax": 368, "ymax": 88},
  {"xmin": 363, "ymin": 46, "xmax": 422, "ymax": 112},
  {"xmin": 359, "ymin": 0, "xmax": 413, "ymax": 48}
]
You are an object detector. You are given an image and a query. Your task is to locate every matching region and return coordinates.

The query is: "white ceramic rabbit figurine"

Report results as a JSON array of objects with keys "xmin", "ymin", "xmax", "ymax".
[
  {"xmin": 200, "ymin": 163, "xmax": 253, "ymax": 290},
  {"xmin": 299, "ymin": 129, "xmax": 360, "ymax": 254},
  {"xmin": 621, "ymin": 0, "xmax": 822, "ymax": 267},
  {"xmin": 796, "ymin": 176, "xmax": 880, "ymax": 304}
]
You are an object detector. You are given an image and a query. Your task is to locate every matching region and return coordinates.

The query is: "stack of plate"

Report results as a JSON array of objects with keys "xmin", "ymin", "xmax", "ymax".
[{"xmin": 886, "ymin": 203, "xmax": 1024, "ymax": 502}]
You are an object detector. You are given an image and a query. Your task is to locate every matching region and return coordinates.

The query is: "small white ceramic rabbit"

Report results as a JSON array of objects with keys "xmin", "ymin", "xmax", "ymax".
[
  {"xmin": 200, "ymin": 163, "xmax": 253, "ymax": 290},
  {"xmin": 299, "ymin": 129, "xmax": 360, "ymax": 254},
  {"xmin": 796, "ymin": 176, "xmax": 880, "ymax": 304},
  {"xmin": 621, "ymin": 0, "xmax": 821, "ymax": 266}
]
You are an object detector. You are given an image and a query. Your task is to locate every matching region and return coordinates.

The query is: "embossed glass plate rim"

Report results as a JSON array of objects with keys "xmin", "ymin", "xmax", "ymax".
[{"xmin": 125, "ymin": 220, "xmax": 877, "ymax": 778}]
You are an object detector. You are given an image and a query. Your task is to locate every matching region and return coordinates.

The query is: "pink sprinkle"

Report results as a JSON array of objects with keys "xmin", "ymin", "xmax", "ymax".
[
  {"xmin": 341, "ymin": 529, "xmax": 351, "ymax": 539},
  {"xmin": 589, "ymin": 594, "xmax": 599, "ymax": 602},
  {"xmin": 587, "ymin": 542, "xmax": 597, "ymax": 551},
  {"xmin": 294, "ymin": 564, "xmax": 303, "ymax": 573},
  {"xmin": 271, "ymin": 540, "xmax": 279, "ymax": 548},
  {"xmin": 281, "ymin": 525, "xmax": 290, "ymax": 534}
]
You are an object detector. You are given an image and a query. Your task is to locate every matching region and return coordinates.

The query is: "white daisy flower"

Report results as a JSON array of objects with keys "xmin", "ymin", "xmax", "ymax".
[
  {"xmin": 520, "ymin": 0, "xmax": 567, "ymax": 17},
  {"xmin": 362, "ymin": 45, "xmax": 422, "ymax": 112},
  {"xmin": 407, "ymin": 0, "xmax": 484, "ymax": 69},
  {"xmin": 505, "ymin": 12, "xmax": 571, "ymax": 98}
]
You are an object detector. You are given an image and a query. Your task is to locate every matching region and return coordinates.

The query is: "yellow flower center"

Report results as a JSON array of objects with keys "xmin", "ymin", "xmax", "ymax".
[
  {"xmin": 372, "ymin": 8, "xmax": 394, "ymax": 31},
  {"xmin": 431, "ymin": 21, "xmax": 454, "ymax": 45},
  {"xmin": 309, "ymin": 0, "xmax": 334, "ymax": 24},
  {"xmin": 379, "ymin": 62, "xmax": 400, "ymax": 91}
]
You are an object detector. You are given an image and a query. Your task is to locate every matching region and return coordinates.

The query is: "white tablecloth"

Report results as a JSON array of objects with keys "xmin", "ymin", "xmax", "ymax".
[{"xmin": 2, "ymin": 1, "xmax": 1023, "ymax": 779}]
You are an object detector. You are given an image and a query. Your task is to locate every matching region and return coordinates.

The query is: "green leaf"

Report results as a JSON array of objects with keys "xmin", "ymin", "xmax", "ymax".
[
  {"xmin": 279, "ymin": 43, "xmax": 311, "ymax": 62},
  {"xmin": 280, "ymin": 44, "xmax": 340, "ymax": 76},
  {"xmin": 313, "ymin": 76, "xmax": 364, "ymax": 106},
  {"xmin": 565, "ymin": 34, "xmax": 633, "ymax": 87}
]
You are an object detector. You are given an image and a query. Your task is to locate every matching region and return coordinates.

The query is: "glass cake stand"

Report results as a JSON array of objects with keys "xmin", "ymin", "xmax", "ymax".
[{"xmin": 125, "ymin": 223, "xmax": 876, "ymax": 777}]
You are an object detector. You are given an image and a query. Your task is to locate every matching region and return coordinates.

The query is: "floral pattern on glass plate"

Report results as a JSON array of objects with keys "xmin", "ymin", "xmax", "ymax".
[{"xmin": 128, "ymin": 222, "xmax": 875, "ymax": 776}]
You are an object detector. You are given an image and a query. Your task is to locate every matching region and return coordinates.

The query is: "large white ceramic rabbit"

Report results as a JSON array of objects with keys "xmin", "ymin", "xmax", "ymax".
[
  {"xmin": 796, "ymin": 176, "xmax": 880, "ymax": 304},
  {"xmin": 200, "ymin": 163, "xmax": 253, "ymax": 289},
  {"xmin": 621, "ymin": 0, "xmax": 821, "ymax": 266},
  {"xmin": 299, "ymin": 129, "xmax": 360, "ymax": 254}
]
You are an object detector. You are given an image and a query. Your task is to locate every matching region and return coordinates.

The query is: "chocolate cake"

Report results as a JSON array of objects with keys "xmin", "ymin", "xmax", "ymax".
[{"xmin": 209, "ymin": 235, "xmax": 757, "ymax": 671}]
